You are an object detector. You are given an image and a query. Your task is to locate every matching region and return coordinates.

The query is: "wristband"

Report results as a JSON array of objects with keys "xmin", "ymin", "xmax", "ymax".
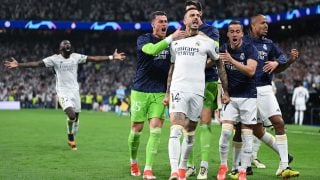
[{"xmin": 109, "ymin": 55, "xmax": 114, "ymax": 60}]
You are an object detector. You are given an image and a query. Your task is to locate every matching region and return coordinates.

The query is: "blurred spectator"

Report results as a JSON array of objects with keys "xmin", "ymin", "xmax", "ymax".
[{"xmin": 0, "ymin": 0, "xmax": 319, "ymax": 21}]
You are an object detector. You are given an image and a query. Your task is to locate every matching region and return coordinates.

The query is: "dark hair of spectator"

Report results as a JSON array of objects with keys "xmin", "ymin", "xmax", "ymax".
[
  {"xmin": 185, "ymin": 0, "xmax": 202, "ymax": 11},
  {"xmin": 150, "ymin": 11, "xmax": 167, "ymax": 21}
]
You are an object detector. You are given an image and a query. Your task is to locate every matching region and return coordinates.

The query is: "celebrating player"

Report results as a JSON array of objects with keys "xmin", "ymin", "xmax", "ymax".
[{"xmin": 4, "ymin": 40, "xmax": 125, "ymax": 150}]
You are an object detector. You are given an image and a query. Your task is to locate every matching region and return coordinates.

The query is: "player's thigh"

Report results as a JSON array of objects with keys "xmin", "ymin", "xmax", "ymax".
[
  {"xmin": 169, "ymin": 91, "xmax": 188, "ymax": 118},
  {"xmin": 220, "ymin": 98, "xmax": 240, "ymax": 123},
  {"xmin": 149, "ymin": 92, "xmax": 166, "ymax": 120},
  {"xmin": 239, "ymin": 98, "xmax": 257, "ymax": 125},
  {"xmin": 73, "ymin": 91, "xmax": 81, "ymax": 112},
  {"xmin": 130, "ymin": 90, "xmax": 148, "ymax": 122},
  {"xmin": 188, "ymin": 93, "xmax": 204, "ymax": 122},
  {"xmin": 57, "ymin": 91, "xmax": 77, "ymax": 111},
  {"xmin": 203, "ymin": 81, "xmax": 218, "ymax": 110},
  {"xmin": 257, "ymin": 86, "xmax": 281, "ymax": 121}
]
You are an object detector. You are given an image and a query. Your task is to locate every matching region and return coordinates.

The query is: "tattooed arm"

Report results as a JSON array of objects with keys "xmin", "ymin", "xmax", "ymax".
[
  {"xmin": 217, "ymin": 59, "xmax": 230, "ymax": 104},
  {"xmin": 163, "ymin": 63, "xmax": 175, "ymax": 106}
]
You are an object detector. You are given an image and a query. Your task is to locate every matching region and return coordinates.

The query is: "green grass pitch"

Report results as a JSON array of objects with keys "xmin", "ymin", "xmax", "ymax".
[{"xmin": 0, "ymin": 109, "xmax": 319, "ymax": 179}]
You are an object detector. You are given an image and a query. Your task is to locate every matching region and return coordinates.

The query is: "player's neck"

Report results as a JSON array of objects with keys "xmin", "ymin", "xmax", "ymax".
[
  {"xmin": 61, "ymin": 52, "xmax": 71, "ymax": 59},
  {"xmin": 186, "ymin": 29, "xmax": 198, "ymax": 37}
]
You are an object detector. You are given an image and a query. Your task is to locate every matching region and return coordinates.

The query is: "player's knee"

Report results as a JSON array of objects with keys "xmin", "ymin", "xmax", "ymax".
[
  {"xmin": 65, "ymin": 107, "xmax": 76, "ymax": 121},
  {"xmin": 253, "ymin": 124, "xmax": 264, "ymax": 138},
  {"xmin": 270, "ymin": 116, "xmax": 285, "ymax": 134}
]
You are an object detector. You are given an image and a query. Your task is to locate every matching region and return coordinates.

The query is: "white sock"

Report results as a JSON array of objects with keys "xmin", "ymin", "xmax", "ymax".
[
  {"xmin": 200, "ymin": 161, "xmax": 209, "ymax": 169},
  {"xmin": 261, "ymin": 132, "xmax": 278, "ymax": 154},
  {"xmin": 276, "ymin": 134, "xmax": 289, "ymax": 169},
  {"xmin": 179, "ymin": 131, "xmax": 195, "ymax": 169},
  {"xmin": 232, "ymin": 141, "xmax": 242, "ymax": 171},
  {"xmin": 239, "ymin": 129, "xmax": 253, "ymax": 172},
  {"xmin": 252, "ymin": 136, "xmax": 261, "ymax": 160},
  {"xmin": 169, "ymin": 125, "xmax": 183, "ymax": 173},
  {"xmin": 144, "ymin": 166, "xmax": 152, "ymax": 171},
  {"xmin": 299, "ymin": 111, "xmax": 304, "ymax": 125},
  {"xmin": 72, "ymin": 120, "xmax": 79, "ymax": 136},
  {"xmin": 294, "ymin": 111, "xmax": 299, "ymax": 125},
  {"xmin": 219, "ymin": 123, "xmax": 233, "ymax": 164}
]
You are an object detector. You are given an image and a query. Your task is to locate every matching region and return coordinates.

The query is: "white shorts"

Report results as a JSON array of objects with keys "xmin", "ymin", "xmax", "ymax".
[
  {"xmin": 257, "ymin": 85, "xmax": 281, "ymax": 124},
  {"xmin": 295, "ymin": 103, "xmax": 306, "ymax": 111},
  {"xmin": 221, "ymin": 97, "xmax": 257, "ymax": 125},
  {"xmin": 169, "ymin": 91, "xmax": 204, "ymax": 122},
  {"xmin": 57, "ymin": 90, "xmax": 81, "ymax": 112}
]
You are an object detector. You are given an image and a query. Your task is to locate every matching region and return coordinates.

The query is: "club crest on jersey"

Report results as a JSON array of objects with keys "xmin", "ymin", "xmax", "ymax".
[
  {"xmin": 195, "ymin": 41, "xmax": 200, "ymax": 46},
  {"xmin": 263, "ymin": 44, "xmax": 267, "ymax": 50},
  {"xmin": 240, "ymin": 53, "xmax": 245, "ymax": 60}
]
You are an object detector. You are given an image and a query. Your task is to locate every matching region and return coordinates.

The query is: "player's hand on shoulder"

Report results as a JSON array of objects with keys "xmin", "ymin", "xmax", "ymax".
[
  {"xmin": 4, "ymin": 57, "xmax": 18, "ymax": 68},
  {"xmin": 113, "ymin": 49, "xmax": 126, "ymax": 61},
  {"xmin": 171, "ymin": 28, "xmax": 186, "ymax": 41},
  {"xmin": 263, "ymin": 61, "xmax": 279, "ymax": 73}
]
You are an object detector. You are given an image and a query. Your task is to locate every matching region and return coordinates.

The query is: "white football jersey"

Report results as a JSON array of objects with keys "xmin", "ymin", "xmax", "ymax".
[
  {"xmin": 43, "ymin": 53, "xmax": 87, "ymax": 93},
  {"xmin": 170, "ymin": 34, "xmax": 219, "ymax": 96},
  {"xmin": 292, "ymin": 86, "xmax": 309, "ymax": 105}
]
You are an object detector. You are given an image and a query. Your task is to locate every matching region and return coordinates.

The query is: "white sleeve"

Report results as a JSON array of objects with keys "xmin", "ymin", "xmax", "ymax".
[
  {"xmin": 73, "ymin": 53, "xmax": 87, "ymax": 64},
  {"xmin": 42, "ymin": 55, "xmax": 55, "ymax": 67},
  {"xmin": 208, "ymin": 40, "xmax": 219, "ymax": 61}
]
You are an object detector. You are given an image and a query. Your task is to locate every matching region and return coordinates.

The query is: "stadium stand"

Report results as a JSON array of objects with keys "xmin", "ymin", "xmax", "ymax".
[
  {"xmin": 0, "ymin": 1, "xmax": 319, "ymax": 124},
  {"xmin": 0, "ymin": 0, "xmax": 319, "ymax": 21}
]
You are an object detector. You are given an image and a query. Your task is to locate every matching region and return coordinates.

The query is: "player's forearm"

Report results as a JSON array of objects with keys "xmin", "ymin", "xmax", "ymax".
[
  {"xmin": 18, "ymin": 61, "xmax": 45, "ymax": 68},
  {"xmin": 142, "ymin": 36, "xmax": 173, "ymax": 55},
  {"xmin": 273, "ymin": 57, "xmax": 294, "ymax": 73},
  {"xmin": 166, "ymin": 64, "xmax": 174, "ymax": 94},
  {"xmin": 217, "ymin": 60, "xmax": 229, "ymax": 94},
  {"xmin": 87, "ymin": 56, "xmax": 113, "ymax": 62}
]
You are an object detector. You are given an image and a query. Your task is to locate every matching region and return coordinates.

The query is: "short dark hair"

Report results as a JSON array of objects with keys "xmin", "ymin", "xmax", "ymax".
[
  {"xmin": 185, "ymin": 0, "xmax": 202, "ymax": 11},
  {"xmin": 150, "ymin": 11, "xmax": 167, "ymax": 21},
  {"xmin": 185, "ymin": 7, "xmax": 199, "ymax": 14},
  {"xmin": 228, "ymin": 20, "xmax": 243, "ymax": 30}
]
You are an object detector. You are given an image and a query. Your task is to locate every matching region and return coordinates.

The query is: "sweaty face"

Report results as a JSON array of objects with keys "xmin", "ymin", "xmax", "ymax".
[
  {"xmin": 152, "ymin": 15, "xmax": 168, "ymax": 39},
  {"xmin": 59, "ymin": 40, "xmax": 72, "ymax": 52},
  {"xmin": 184, "ymin": 9, "xmax": 200, "ymax": 30},
  {"xmin": 227, "ymin": 24, "xmax": 243, "ymax": 48},
  {"xmin": 252, "ymin": 15, "xmax": 268, "ymax": 37}
]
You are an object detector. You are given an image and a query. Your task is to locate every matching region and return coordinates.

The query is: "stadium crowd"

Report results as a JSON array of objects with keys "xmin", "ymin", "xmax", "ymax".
[
  {"xmin": 0, "ymin": 0, "xmax": 319, "ymax": 21},
  {"xmin": 1, "ymin": 29, "xmax": 319, "ymax": 109}
]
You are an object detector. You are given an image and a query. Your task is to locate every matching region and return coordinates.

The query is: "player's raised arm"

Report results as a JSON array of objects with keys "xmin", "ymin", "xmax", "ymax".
[
  {"xmin": 272, "ymin": 48, "xmax": 299, "ymax": 73},
  {"xmin": 4, "ymin": 57, "xmax": 45, "ymax": 68},
  {"xmin": 86, "ymin": 49, "xmax": 126, "ymax": 62},
  {"xmin": 142, "ymin": 28, "xmax": 186, "ymax": 56}
]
